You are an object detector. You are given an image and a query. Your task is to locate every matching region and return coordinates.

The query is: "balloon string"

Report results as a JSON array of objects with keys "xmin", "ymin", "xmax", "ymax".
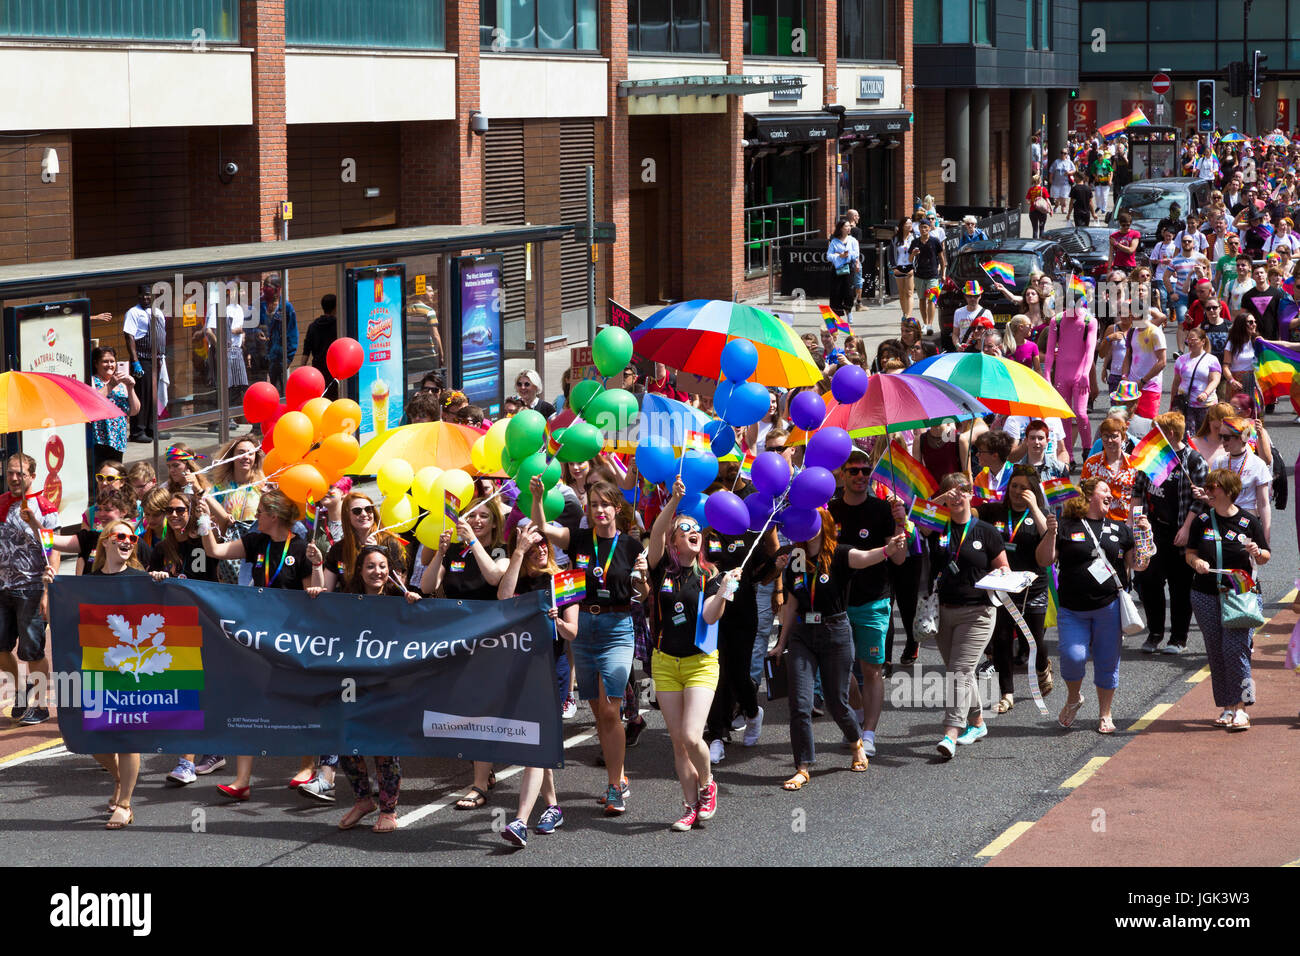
[
  {"xmin": 192, "ymin": 450, "xmax": 252, "ymax": 476},
  {"xmin": 738, "ymin": 490, "xmax": 788, "ymax": 574},
  {"xmin": 374, "ymin": 508, "xmax": 429, "ymax": 538},
  {"xmin": 207, "ymin": 464, "xmax": 291, "ymax": 499}
]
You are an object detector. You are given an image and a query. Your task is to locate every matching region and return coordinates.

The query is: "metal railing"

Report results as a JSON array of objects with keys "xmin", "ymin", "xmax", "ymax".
[{"xmin": 743, "ymin": 198, "xmax": 823, "ymax": 276}]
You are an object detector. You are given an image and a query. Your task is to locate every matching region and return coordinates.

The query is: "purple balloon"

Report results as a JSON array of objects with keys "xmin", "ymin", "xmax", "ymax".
[
  {"xmin": 804, "ymin": 426, "xmax": 853, "ymax": 472},
  {"xmin": 746, "ymin": 493, "xmax": 776, "ymax": 532},
  {"xmin": 788, "ymin": 466, "xmax": 837, "ymax": 510},
  {"xmin": 831, "ymin": 363, "xmax": 869, "ymax": 405},
  {"xmin": 779, "ymin": 506, "xmax": 823, "ymax": 543},
  {"xmin": 705, "ymin": 490, "xmax": 751, "ymax": 537},
  {"xmin": 750, "ymin": 451, "xmax": 791, "ymax": 497},
  {"xmin": 789, "ymin": 390, "xmax": 827, "ymax": 431}
]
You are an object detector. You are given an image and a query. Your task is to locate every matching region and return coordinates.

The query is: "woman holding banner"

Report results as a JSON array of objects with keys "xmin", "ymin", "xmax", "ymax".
[
  {"xmin": 496, "ymin": 523, "xmax": 578, "ymax": 847},
  {"xmin": 532, "ymin": 477, "xmax": 647, "ymax": 816},
  {"xmin": 309, "ymin": 491, "xmax": 408, "ymax": 592},
  {"xmin": 645, "ymin": 477, "xmax": 740, "ymax": 831}
]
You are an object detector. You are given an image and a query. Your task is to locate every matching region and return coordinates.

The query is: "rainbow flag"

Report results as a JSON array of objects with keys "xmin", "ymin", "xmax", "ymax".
[
  {"xmin": 304, "ymin": 494, "xmax": 318, "ymax": 524},
  {"xmin": 39, "ymin": 529, "xmax": 54, "ymax": 557},
  {"xmin": 1212, "ymin": 568, "xmax": 1256, "ymax": 594},
  {"xmin": 972, "ymin": 463, "xmax": 1010, "ymax": 504},
  {"xmin": 982, "ymin": 259, "xmax": 1015, "ymax": 285},
  {"xmin": 1045, "ymin": 567, "xmax": 1060, "ymax": 628},
  {"xmin": 924, "ymin": 285, "xmax": 940, "ymax": 304},
  {"xmin": 1253, "ymin": 338, "xmax": 1300, "ymax": 403},
  {"xmin": 1098, "ymin": 108, "xmax": 1149, "ymax": 140},
  {"xmin": 1279, "ymin": 296, "xmax": 1300, "ymax": 340},
  {"xmin": 820, "ymin": 304, "xmax": 850, "ymax": 335},
  {"xmin": 1041, "ymin": 477, "xmax": 1080, "ymax": 510},
  {"xmin": 552, "ymin": 568, "xmax": 586, "ymax": 607},
  {"xmin": 1129, "ymin": 427, "xmax": 1178, "ymax": 487},
  {"xmin": 443, "ymin": 492, "xmax": 460, "ymax": 525},
  {"xmin": 909, "ymin": 498, "xmax": 950, "ymax": 534},
  {"xmin": 739, "ymin": 451, "xmax": 756, "ymax": 482},
  {"xmin": 1068, "ymin": 274, "xmax": 1088, "ymax": 300},
  {"xmin": 870, "ymin": 441, "xmax": 938, "ymax": 504},
  {"xmin": 681, "ymin": 430, "xmax": 711, "ymax": 454}
]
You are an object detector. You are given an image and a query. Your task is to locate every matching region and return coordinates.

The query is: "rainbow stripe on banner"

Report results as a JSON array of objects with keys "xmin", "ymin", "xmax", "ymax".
[
  {"xmin": 552, "ymin": 568, "xmax": 586, "ymax": 607},
  {"xmin": 1041, "ymin": 477, "xmax": 1080, "ymax": 510},
  {"xmin": 1129, "ymin": 427, "xmax": 1178, "ymax": 487},
  {"xmin": 820, "ymin": 304, "xmax": 851, "ymax": 335},
  {"xmin": 909, "ymin": 498, "xmax": 950, "ymax": 534},
  {"xmin": 1254, "ymin": 338, "xmax": 1300, "ymax": 403},
  {"xmin": 982, "ymin": 259, "xmax": 1015, "ymax": 285},
  {"xmin": 78, "ymin": 603, "xmax": 204, "ymax": 731},
  {"xmin": 870, "ymin": 441, "xmax": 939, "ymax": 504}
]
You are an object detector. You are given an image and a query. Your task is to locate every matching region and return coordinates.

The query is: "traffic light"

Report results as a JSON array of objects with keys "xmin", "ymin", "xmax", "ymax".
[
  {"xmin": 1227, "ymin": 61, "xmax": 1248, "ymax": 98},
  {"xmin": 1252, "ymin": 51, "xmax": 1267, "ymax": 99},
  {"xmin": 1068, "ymin": 88, "xmax": 1079, "ymax": 99},
  {"xmin": 1197, "ymin": 79, "xmax": 1215, "ymax": 132}
]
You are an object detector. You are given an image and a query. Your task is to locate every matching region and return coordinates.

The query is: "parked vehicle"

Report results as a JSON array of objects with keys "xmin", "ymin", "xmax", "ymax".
[{"xmin": 1110, "ymin": 177, "xmax": 1215, "ymax": 250}]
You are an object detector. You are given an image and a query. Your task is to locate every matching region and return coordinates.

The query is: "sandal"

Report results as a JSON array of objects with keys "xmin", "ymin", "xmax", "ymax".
[
  {"xmin": 1058, "ymin": 695, "xmax": 1085, "ymax": 729},
  {"xmin": 372, "ymin": 811, "xmax": 398, "ymax": 832},
  {"xmin": 782, "ymin": 769, "xmax": 811, "ymax": 791},
  {"xmin": 338, "ymin": 797, "xmax": 377, "ymax": 830},
  {"xmin": 1213, "ymin": 708, "xmax": 1235, "ymax": 727},
  {"xmin": 849, "ymin": 742, "xmax": 869, "ymax": 772},
  {"xmin": 1097, "ymin": 715, "xmax": 1116, "ymax": 735},
  {"xmin": 1228, "ymin": 710, "xmax": 1251, "ymax": 732},
  {"xmin": 1038, "ymin": 661, "xmax": 1054, "ymax": 697},
  {"xmin": 106, "ymin": 805, "xmax": 133, "ymax": 830},
  {"xmin": 108, "ymin": 780, "xmax": 121, "ymax": 813},
  {"xmin": 455, "ymin": 786, "xmax": 489, "ymax": 810},
  {"xmin": 995, "ymin": 694, "xmax": 1015, "ymax": 714}
]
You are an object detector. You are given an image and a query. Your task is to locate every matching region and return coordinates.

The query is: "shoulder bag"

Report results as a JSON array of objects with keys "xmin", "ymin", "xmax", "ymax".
[
  {"xmin": 1210, "ymin": 512, "xmax": 1266, "ymax": 629},
  {"xmin": 1079, "ymin": 518, "xmax": 1146, "ymax": 636}
]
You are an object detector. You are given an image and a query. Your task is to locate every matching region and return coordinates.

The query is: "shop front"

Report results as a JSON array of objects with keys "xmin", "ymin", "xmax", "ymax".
[
  {"xmin": 838, "ymin": 109, "xmax": 912, "ymax": 227},
  {"xmin": 743, "ymin": 112, "xmax": 836, "ymax": 275}
]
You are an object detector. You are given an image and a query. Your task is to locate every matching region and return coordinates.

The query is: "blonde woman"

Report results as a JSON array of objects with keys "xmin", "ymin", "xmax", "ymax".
[
  {"xmin": 204, "ymin": 437, "xmax": 265, "ymax": 585},
  {"xmin": 308, "ymin": 491, "xmax": 409, "ymax": 592},
  {"xmin": 1003, "ymin": 315, "xmax": 1042, "ymax": 374}
]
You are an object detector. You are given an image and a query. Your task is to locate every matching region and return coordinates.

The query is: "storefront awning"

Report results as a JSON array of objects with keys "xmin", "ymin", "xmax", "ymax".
[
  {"xmin": 620, "ymin": 74, "xmax": 805, "ymax": 116},
  {"xmin": 746, "ymin": 112, "xmax": 838, "ymax": 145},
  {"xmin": 841, "ymin": 110, "xmax": 914, "ymax": 137}
]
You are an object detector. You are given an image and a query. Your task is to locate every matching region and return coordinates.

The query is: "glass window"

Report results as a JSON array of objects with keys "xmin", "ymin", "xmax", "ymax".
[
  {"xmin": 942, "ymin": 0, "xmax": 970, "ymax": 43},
  {"xmin": 839, "ymin": 0, "xmax": 895, "ymax": 60},
  {"xmin": 1080, "ymin": 42, "xmax": 1148, "ymax": 73},
  {"xmin": 1040, "ymin": 0, "xmax": 1050, "ymax": 49},
  {"xmin": 636, "ymin": 0, "xmax": 671, "ymax": 53},
  {"xmin": 1291, "ymin": 39, "xmax": 1300, "ymax": 70},
  {"xmin": 744, "ymin": 0, "xmax": 813, "ymax": 57},
  {"xmin": 1027, "ymin": 0, "xmax": 1035, "ymax": 49},
  {"xmin": 1148, "ymin": 0, "xmax": 1213, "ymax": 41},
  {"xmin": 287, "ymin": 0, "xmax": 445, "ymax": 49},
  {"xmin": 0, "ymin": 0, "xmax": 239, "ymax": 42},
  {"xmin": 1148, "ymin": 41, "xmax": 1215, "ymax": 72},
  {"xmin": 974, "ymin": 0, "xmax": 990, "ymax": 44},
  {"xmin": 1080, "ymin": 1, "xmax": 1147, "ymax": 43},
  {"xmin": 629, "ymin": 0, "xmax": 720, "ymax": 54},
  {"xmin": 915, "ymin": 0, "xmax": 940, "ymax": 43},
  {"xmin": 481, "ymin": 0, "xmax": 598, "ymax": 50}
]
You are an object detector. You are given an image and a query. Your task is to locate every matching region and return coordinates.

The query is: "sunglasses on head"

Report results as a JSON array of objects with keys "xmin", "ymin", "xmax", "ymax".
[
  {"xmin": 351, "ymin": 505, "xmax": 376, "ymax": 516},
  {"xmin": 112, "ymin": 531, "xmax": 138, "ymax": 544}
]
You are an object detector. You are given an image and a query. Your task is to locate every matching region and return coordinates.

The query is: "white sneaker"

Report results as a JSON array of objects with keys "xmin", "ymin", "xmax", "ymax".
[
  {"xmin": 561, "ymin": 695, "xmax": 577, "ymax": 720},
  {"xmin": 862, "ymin": 733, "xmax": 876, "ymax": 757},
  {"xmin": 708, "ymin": 739, "xmax": 725, "ymax": 764},
  {"xmin": 731, "ymin": 712, "xmax": 747, "ymax": 731},
  {"xmin": 166, "ymin": 760, "xmax": 196, "ymax": 786},
  {"xmin": 742, "ymin": 706, "xmax": 764, "ymax": 747}
]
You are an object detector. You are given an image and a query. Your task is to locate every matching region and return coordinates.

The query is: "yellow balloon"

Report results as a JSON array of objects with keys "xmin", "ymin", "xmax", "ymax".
[
  {"xmin": 376, "ymin": 458, "xmax": 414, "ymax": 497},
  {"xmin": 442, "ymin": 468, "xmax": 475, "ymax": 509},
  {"xmin": 415, "ymin": 513, "xmax": 448, "ymax": 550},
  {"xmin": 482, "ymin": 419, "xmax": 509, "ymax": 459},
  {"xmin": 411, "ymin": 466, "xmax": 444, "ymax": 512},
  {"xmin": 470, "ymin": 437, "xmax": 491, "ymax": 474},
  {"xmin": 379, "ymin": 493, "xmax": 419, "ymax": 533}
]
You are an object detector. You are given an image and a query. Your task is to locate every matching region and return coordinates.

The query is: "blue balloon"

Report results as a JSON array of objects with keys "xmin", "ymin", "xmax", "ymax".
[
  {"xmin": 636, "ymin": 436, "xmax": 677, "ymax": 485},
  {"xmin": 713, "ymin": 380, "xmax": 736, "ymax": 418},
  {"xmin": 746, "ymin": 492, "xmax": 776, "ymax": 532},
  {"xmin": 779, "ymin": 506, "xmax": 823, "ymax": 543},
  {"xmin": 789, "ymin": 390, "xmax": 827, "ymax": 431},
  {"xmin": 705, "ymin": 490, "xmax": 751, "ymax": 537},
  {"xmin": 678, "ymin": 491, "xmax": 710, "ymax": 527},
  {"xmin": 719, "ymin": 381, "xmax": 769, "ymax": 427},
  {"xmin": 720, "ymin": 338, "xmax": 759, "ymax": 382},
  {"xmin": 703, "ymin": 419, "xmax": 735, "ymax": 458},
  {"xmin": 750, "ymin": 451, "xmax": 791, "ymax": 497},
  {"xmin": 788, "ymin": 466, "xmax": 837, "ymax": 510},
  {"xmin": 680, "ymin": 450, "xmax": 719, "ymax": 495},
  {"xmin": 830, "ymin": 363, "xmax": 869, "ymax": 405},
  {"xmin": 804, "ymin": 426, "xmax": 853, "ymax": 472}
]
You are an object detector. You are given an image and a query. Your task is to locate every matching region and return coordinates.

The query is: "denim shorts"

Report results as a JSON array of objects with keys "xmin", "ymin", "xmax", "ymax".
[
  {"xmin": 572, "ymin": 612, "xmax": 635, "ymax": 701},
  {"xmin": 0, "ymin": 588, "xmax": 46, "ymax": 663}
]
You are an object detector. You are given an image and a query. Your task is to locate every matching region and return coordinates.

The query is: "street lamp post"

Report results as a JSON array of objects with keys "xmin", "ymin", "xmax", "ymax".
[{"xmin": 1243, "ymin": 0, "xmax": 1253, "ymax": 136}]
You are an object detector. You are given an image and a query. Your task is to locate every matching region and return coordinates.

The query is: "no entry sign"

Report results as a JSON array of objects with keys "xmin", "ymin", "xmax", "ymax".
[{"xmin": 1152, "ymin": 73, "xmax": 1171, "ymax": 96}]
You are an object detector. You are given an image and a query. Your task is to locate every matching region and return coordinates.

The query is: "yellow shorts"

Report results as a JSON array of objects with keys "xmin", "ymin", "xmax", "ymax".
[{"xmin": 652, "ymin": 648, "xmax": 720, "ymax": 693}]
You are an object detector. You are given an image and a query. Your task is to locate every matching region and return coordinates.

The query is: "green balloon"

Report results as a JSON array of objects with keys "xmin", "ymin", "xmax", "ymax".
[
  {"xmin": 557, "ymin": 421, "xmax": 604, "ymax": 463},
  {"xmin": 569, "ymin": 378, "xmax": 604, "ymax": 417},
  {"xmin": 500, "ymin": 447, "xmax": 517, "ymax": 476},
  {"xmin": 505, "ymin": 409, "xmax": 547, "ymax": 460},
  {"xmin": 542, "ymin": 487, "xmax": 565, "ymax": 521},
  {"xmin": 515, "ymin": 490, "xmax": 534, "ymax": 516},
  {"xmin": 583, "ymin": 387, "xmax": 639, "ymax": 438},
  {"xmin": 592, "ymin": 326, "xmax": 634, "ymax": 378},
  {"xmin": 515, "ymin": 451, "xmax": 548, "ymax": 487}
]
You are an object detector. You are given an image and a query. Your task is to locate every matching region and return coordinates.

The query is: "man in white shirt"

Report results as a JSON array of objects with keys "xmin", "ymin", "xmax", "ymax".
[
  {"xmin": 123, "ymin": 284, "xmax": 166, "ymax": 442},
  {"xmin": 1048, "ymin": 149, "xmax": 1076, "ymax": 212},
  {"xmin": 952, "ymin": 283, "xmax": 992, "ymax": 350}
]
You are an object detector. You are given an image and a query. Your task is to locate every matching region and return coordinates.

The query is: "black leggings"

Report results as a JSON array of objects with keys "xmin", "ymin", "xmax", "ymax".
[
  {"xmin": 886, "ymin": 552, "xmax": 922, "ymax": 662},
  {"xmin": 830, "ymin": 272, "xmax": 855, "ymax": 319},
  {"xmin": 704, "ymin": 605, "xmax": 760, "ymax": 742},
  {"xmin": 991, "ymin": 604, "xmax": 1048, "ymax": 696}
]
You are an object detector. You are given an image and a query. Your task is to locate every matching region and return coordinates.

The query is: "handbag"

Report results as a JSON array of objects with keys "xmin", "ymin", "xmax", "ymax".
[
  {"xmin": 915, "ymin": 588, "xmax": 940, "ymax": 638},
  {"xmin": 1211, "ymin": 513, "xmax": 1266, "ymax": 629},
  {"xmin": 1033, "ymin": 196, "xmax": 1052, "ymax": 216},
  {"xmin": 1080, "ymin": 519, "xmax": 1146, "ymax": 637}
]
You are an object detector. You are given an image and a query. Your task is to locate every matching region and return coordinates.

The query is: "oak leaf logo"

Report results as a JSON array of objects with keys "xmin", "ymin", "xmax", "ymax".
[{"xmin": 102, "ymin": 613, "xmax": 173, "ymax": 682}]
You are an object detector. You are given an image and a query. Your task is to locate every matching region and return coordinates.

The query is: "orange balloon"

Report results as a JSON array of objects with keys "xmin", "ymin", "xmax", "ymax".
[
  {"xmin": 322, "ymin": 399, "xmax": 363, "ymax": 436},
  {"xmin": 262, "ymin": 448, "xmax": 287, "ymax": 478},
  {"xmin": 277, "ymin": 463, "xmax": 328, "ymax": 506},
  {"xmin": 273, "ymin": 411, "xmax": 314, "ymax": 462},
  {"xmin": 318, "ymin": 432, "xmax": 361, "ymax": 472},
  {"xmin": 300, "ymin": 396, "xmax": 332, "ymax": 440}
]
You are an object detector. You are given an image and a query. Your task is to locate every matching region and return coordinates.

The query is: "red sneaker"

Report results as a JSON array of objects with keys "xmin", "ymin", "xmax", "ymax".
[
  {"xmin": 671, "ymin": 803, "xmax": 699, "ymax": 831},
  {"xmin": 696, "ymin": 779, "xmax": 718, "ymax": 821}
]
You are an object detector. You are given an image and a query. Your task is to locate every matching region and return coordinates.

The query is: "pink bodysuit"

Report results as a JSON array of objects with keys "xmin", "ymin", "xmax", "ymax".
[{"xmin": 1044, "ymin": 310, "xmax": 1098, "ymax": 462}]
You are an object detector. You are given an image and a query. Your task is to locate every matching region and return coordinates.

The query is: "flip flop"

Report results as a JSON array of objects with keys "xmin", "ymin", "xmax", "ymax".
[
  {"xmin": 372, "ymin": 812, "xmax": 398, "ymax": 833},
  {"xmin": 338, "ymin": 798, "xmax": 377, "ymax": 830},
  {"xmin": 1097, "ymin": 715, "xmax": 1116, "ymax": 735},
  {"xmin": 1058, "ymin": 695, "xmax": 1085, "ymax": 729}
]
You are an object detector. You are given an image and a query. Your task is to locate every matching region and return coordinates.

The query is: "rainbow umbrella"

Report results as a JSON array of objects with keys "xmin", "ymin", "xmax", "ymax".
[
  {"xmin": 631, "ymin": 299, "xmax": 822, "ymax": 388},
  {"xmin": 904, "ymin": 352, "xmax": 1075, "ymax": 419},
  {"xmin": 1265, "ymin": 133, "xmax": 1289, "ymax": 147},
  {"xmin": 0, "ymin": 371, "xmax": 127, "ymax": 433},
  {"xmin": 1219, "ymin": 132, "xmax": 1247, "ymax": 143},
  {"xmin": 347, "ymin": 421, "xmax": 483, "ymax": 475},
  {"xmin": 791, "ymin": 374, "xmax": 989, "ymax": 443}
]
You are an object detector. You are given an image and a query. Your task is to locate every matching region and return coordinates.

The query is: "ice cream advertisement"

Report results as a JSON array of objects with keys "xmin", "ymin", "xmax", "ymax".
[{"xmin": 350, "ymin": 268, "xmax": 405, "ymax": 446}]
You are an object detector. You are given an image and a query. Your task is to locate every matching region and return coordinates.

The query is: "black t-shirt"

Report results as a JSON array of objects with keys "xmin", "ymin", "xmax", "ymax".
[
  {"xmin": 1055, "ymin": 517, "xmax": 1133, "ymax": 611},
  {"xmin": 650, "ymin": 555, "xmax": 722, "ymax": 658},
  {"xmin": 240, "ymin": 532, "xmax": 311, "ymax": 590},
  {"xmin": 782, "ymin": 544, "xmax": 854, "ymax": 618},
  {"xmin": 438, "ymin": 543, "xmax": 499, "ymax": 601},
  {"xmin": 569, "ymin": 529, "xmax": 642, "ymax": 607},
  {"xmin": 76, "ymin": 528, "xmax": 99, "ymax": 573},
  {"xmin": 512, "ymin": 571, "xmax": 566, "ymax": 657},
  {"xmin": 89, "ymin": 566, "xmax": 147, "ymax": 578},
  {"xmin": 829, "ymin": 496, "xmax": 897, "ymax": 606},
  {"xmin": 979, "ymin": 503, "xmax": 1048, "ymax": 607},
  {"xmin": 704, "ymin": 529, "xmax": 759, "ymax": 626},
  {"xmin": 927, "ymin": 519, "xmax": 1006, "ymax": 606},
  {"xmin": 1242, "ymin": 286, "xmax": 1281, "ymax": 339},
  {"xmin": 1186, "ymin": 508, "xmax": 1267, "ymax": 595},
  {"xmin": 324, "ymin": 538, "xmax": 409, "ymax": 589},
  {"xmin": 147, "ymin": 536, "xmax": 219, "ymax": 581},
  {"xmin": 1069, "ymin": 183, "xmax": 1093, "ymax": 224},
  {"xmin": 302, "ymin": 314, "xmax": 338, "ymax": 377},
  {"xmin": 909, "ymin": 235, "xmax": 944, "ymax": 279}
]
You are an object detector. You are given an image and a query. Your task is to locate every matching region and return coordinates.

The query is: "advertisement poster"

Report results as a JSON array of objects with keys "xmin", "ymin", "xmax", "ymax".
[
  {"xmin": 1277, "ymin": 99, "xmax": 1289, "ymax": 132},
  {"xmin": 1175, "ymin": 99, "xmax": 1196, "ymax": 135},
  {"xmin": 347, "ymin": 267, "xmax": 405, "ymax": 447},
  {"xmin": 453, "ymin": 255, "xmax": 503, "ymax": 417},
  {"xmin": 1070, "ymin": 99, "xmax": 1096, "ymax": 134},
  {"xmin": 8, "ymin": 300, "xmax": 91, "ymax": 527}
]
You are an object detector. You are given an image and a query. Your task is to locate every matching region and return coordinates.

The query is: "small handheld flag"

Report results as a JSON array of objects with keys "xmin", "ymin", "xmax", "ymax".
[
  {"xmin": 982, "ymin": 259, "xmax": 1015, "ymax": 285},
  {"xmin": 870, "ymin": 441, "xmax": 939, "ymax": 504},
  {"xmin": 739, "ymin": 451, "xmax": 756, "ymax": 483},
  {"xmin": 1129, "ymin": 427, "xmax": 1178, "ymax": 487},
  {"xmin": 552, "ymin": 568, "xmax": 586, "ymax": 608},
  {"xmin": 1041, "ymin": 477, "xmax": 1080, "ymax": 510},
  {"xmin": 972, "ymin": 463, "xmax": 1010, "ymax": 504},
  {"xmin": 1254, "ymin": 338, "xmax": 1300, "ymax": 403},
  {"xmin": 1068, "ymin": 274, "xmax": 1089, "ymax": 301},
  {"xmin": 1211, "ymin": 568, "xmax": 1256, "ymax": 594},
  {"xmin": 443, "ymin": 492, "xmax": 460, "ymax": 525},
  {"xmin": 909, "ymin": 498, "xmax": 950, "ymax": 534},
  {"xmin": 39, "ymin": 529, "xmax": 54, "ymax": 559},
  {"xmin": 681, "ymin": 430, "xmax": 711, "ymax": 454}
]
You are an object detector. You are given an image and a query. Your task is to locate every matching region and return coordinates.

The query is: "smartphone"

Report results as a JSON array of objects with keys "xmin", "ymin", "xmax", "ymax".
[{"xmin": 115, "ymin": 362, "xmax": 129, "ymax": 378}]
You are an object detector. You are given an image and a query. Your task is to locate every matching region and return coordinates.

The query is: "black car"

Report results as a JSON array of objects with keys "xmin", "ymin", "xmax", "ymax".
[
  {"xmin": 1043, "ymin": 226, "xmax": 1151, "ymax": 282},
  {"xmin": 938, "ymin": 238, "xmax": 1080, "ymax": 346},
  {"xmin": 1111, "ymin": 177, "xmax": 1215, "ymax": 250}
]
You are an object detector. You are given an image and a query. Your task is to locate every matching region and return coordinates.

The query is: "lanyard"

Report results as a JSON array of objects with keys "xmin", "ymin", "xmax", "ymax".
[
  {"xmin": 802, "ymin": 566, "xmax": 819, "ymax": 608},
  {"xmin": 1006, "ymin": 508, "xmax": 1031, "ymax": 544},
  {"xmin": 949, "ymin": 519, "xmax": 974, "ymax": 562},
  {"xmin": 264, "ymin": 539, "xmax": 289, "ymax": 586},
  {"xmin": 594, "ymin": 532, "xmax": 619, "ymax": 580}
]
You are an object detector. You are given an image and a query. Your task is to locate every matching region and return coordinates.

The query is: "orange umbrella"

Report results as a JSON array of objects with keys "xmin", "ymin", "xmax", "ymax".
[
  {"xmin": 347, "ymin": 422, "xmax": 483, "ymax": 475},
  {"xmin": 0, "ymin": 371, "xmax": 127, "ymax": 433}
]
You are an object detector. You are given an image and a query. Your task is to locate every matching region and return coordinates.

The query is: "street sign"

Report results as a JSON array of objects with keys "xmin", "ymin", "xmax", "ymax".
[
  {"xmin": 571, "ymin": 222, "xmax": 617, "ymax": 244},
  {"xmin": 1152, "ymin": 73, "xmax": 1171, "ymax": 96}
]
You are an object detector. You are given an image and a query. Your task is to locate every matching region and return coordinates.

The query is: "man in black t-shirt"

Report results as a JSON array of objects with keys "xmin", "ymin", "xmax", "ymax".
[
  {"xmin": 909, "ymin": 219, "xmax": 946, "ymax": 335},
  {"xmin": 1069, "ymin": 175, "xmax": 1095, "ymax": 226},
  {"xmin": 300, "ymin": 294, "xmax": 340, "ymax": 399}
]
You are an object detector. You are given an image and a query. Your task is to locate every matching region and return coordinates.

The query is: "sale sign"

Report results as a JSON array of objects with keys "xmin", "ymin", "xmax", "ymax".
[
  {"xmin": 1175, "ymin": 99, "xmax": 1197, "ymax": 134},
  {"xmin": 1070, "ymin": 99, "xmax": 1096, "ymax": 134},
  {"xmin": 1276, "ymin": 98, "xmax": 1289, "ymax": 132}
]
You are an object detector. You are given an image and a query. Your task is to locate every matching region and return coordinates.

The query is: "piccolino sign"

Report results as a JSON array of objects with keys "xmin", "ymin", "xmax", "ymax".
[{"xmin": 858, "ymin": 75, "xmax": 885, "ymax": 100}]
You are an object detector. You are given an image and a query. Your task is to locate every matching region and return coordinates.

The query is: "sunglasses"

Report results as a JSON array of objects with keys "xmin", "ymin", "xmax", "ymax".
[
  {"xmin": 844, "ymin": 466, "xmax": 869, "ymax": 476},
  {"xmin": 111, "ymin": 532, "xmax": 139, "ymax": 544},
  {"xmin": 351, "ymin": 505, "xmax": 376, "ymax": 516},
  {"xmin": 515, "ymin": 380, "xmax": 532, "ymax": 388},
  {"xmin": 95, "ymin": 474, "xmax": 124, "ymax": 484},
  {"xmin": 675, "ymin": 521, "xmax": 701, "ymax": 534},
  {"xmin": 165, "ymin": 505, "xmax": 189, "ymax": 515}
]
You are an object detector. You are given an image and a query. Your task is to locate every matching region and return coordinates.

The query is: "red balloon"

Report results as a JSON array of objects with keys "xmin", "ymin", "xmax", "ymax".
[
  {"xmin": 261, "ymin": 403, "xmax": 287, "ymax": 452},
  {"xmin": 326, "ymin": 337, "xmax": 364, "ymax": 380},
  {"xmin": 286, "ymin": 366, "xmax": 327, "ymax": 411},
  {"xmin": 242, "ymin": 381, "xmax": 281, "ymax": 424}
]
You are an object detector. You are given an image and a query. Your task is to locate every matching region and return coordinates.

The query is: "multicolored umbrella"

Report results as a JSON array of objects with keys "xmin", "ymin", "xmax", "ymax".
[
  {"xmin": 1264, "ymin": 133, "xmax": 1290, "ymax": 147},
  {"xmin": 0, "ymin": 371, "xmax": 127, "ymax": 433},
  {"xmin": 1220, "ymin": 132, "xmax": 1248, "ymax": 144},
  {"xmin": 348, "ymin": 421, "xmax": 483, "ymax": 475},
  {"xmin": 904, "ymin": 352, "xmax": 1075, "ymax": 419},
  {"xmin": 631, "ymin": 299, "xmax": 822, "ymax": 388},
  {"xmin": 790, "ymin": 374, "xmax": 989, "ymax": 443}
]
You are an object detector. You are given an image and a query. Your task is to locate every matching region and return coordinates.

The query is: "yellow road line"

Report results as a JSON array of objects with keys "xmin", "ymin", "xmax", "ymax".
[
  {"xmin": 0, "ymin": 738, "xmax": 64, "ymax": 767},
  {"xmin": 1060, "ymin": 756, "xmax": 1109, "ymax": 789},
  {"xmin": 1283, "ymin": 858, "xmax": 1300, "ymax": 867},
  {"xmin": 976, "ymin": 821, "xmax": 1035, "ymax": 858},
  {"xmin": 1128, "ymin": 703, "xmax": 1172, "ymax": 732},
  {"xmin": 1186, "ymin": 666, "xmax": 1211, "ymax": 684},
  {"xmin": 1279, "ymin": 588, "xmax": 1298, "ymax": 605}
]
